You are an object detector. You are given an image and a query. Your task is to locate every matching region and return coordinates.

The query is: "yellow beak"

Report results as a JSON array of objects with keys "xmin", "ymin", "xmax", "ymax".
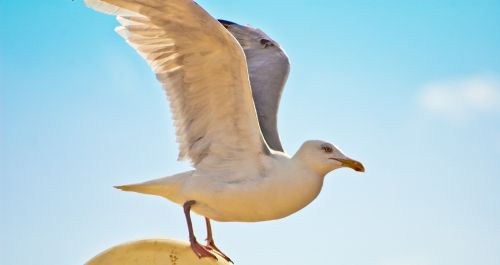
[{"xmin": 333, "ymin": 158, "xmax": 365, "ymax": 172}]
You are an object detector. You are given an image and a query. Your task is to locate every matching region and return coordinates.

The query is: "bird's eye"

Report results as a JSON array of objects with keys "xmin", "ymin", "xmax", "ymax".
[{"xmin": 321, "ymin": 144, "xmax": 333, "ymax": 153}]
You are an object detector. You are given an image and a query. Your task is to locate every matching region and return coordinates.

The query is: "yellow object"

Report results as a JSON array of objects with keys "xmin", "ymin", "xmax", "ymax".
[{"xmin": 85, "ymin": 239, "xmax": 232, "ymax": 265}]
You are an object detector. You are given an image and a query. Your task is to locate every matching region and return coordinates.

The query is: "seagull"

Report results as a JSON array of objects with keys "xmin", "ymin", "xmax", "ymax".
[{"xmin": 85, "ymin": 0, "xmax": 365, "ymax": 262}]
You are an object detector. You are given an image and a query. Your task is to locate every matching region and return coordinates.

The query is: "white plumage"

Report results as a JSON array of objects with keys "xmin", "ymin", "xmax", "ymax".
[{"xmin": 85, "ymin": 0, "xmax": 364, "ymax": 261}]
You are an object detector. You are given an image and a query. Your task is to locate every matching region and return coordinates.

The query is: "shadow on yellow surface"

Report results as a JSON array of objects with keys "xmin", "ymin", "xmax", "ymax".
[{"xmin": 85, "ymin": 239, "xmax": 232, "ymax": 265}]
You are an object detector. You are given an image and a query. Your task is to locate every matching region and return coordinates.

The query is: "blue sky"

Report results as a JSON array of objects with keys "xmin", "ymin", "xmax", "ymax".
[{"xmin": 1, "ymin": 1, "xmax": 499, "ymax": 265}]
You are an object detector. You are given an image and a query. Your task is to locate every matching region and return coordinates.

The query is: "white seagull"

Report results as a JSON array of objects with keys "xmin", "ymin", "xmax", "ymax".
[{"xmin": 85, "ymin": 0, "xmax": 365, "ymax": 262}]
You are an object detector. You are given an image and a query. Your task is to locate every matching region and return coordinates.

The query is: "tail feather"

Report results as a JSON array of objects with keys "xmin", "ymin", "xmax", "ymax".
[
  {"xmin": 113, "ymin": 181, "xmax": 168, "ymax": 196},
  {"xmin": 114, "ymin": 184, "xmax": 141, "ymax": 192},
  {"xmin": 114, "ymin": 171, "xmax": 193, "ymax": 203}
]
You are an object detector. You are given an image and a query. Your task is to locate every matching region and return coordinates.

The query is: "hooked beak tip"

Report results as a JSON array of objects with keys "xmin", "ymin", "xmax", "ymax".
[{"xmin": 354, "ymin": 163, "xmax": 365, "ymax": 172}]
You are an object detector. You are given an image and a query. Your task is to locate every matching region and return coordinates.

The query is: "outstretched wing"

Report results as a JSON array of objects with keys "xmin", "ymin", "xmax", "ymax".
[
  {"xmin": 85, "ymin": 0, "xmax": 271, "ymax": 168},
  {"xmin": 220, "ymin": 20, "xmax": 290, "ymax": 152}
]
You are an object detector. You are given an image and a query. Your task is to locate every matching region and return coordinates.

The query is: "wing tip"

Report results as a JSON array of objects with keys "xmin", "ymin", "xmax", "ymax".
[
  {"xmin": 84, "ymin": 0, "xmax": 140, "ymax": 17},
  {"xmin": 218, "ymin": 19, "xmax": 239, "ymax": 28}
]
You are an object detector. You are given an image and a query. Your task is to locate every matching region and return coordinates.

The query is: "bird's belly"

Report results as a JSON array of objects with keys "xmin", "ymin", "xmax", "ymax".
[{"xmin": 189, "ymin": 177, "xmax": 323, "ymax": 222}]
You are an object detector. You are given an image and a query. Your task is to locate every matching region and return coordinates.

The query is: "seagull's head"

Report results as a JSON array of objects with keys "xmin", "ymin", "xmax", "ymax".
[{"xmin": 294, "ymin": 140, "xmax": 365, "ymax": 175}]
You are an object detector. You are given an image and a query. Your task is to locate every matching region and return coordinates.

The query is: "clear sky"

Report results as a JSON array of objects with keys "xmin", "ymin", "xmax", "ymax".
[{"xmin": 1, "ymin": 1, "xmax": 499, "ymax": 265}]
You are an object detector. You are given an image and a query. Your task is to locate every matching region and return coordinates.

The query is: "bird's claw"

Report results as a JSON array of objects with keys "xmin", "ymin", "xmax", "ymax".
[
  {"xmin": 206, "ymin": 241, "xmax": 233, "ymax": 263},
  {"xmin": 191, "ymin": 241, "xmax": 218, "ymax": 260}
]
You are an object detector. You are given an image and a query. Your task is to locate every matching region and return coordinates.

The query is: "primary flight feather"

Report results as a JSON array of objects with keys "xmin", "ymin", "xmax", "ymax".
[{"xmin": 85, "ymin": 0, "xmax": 364, "ymax": 262}]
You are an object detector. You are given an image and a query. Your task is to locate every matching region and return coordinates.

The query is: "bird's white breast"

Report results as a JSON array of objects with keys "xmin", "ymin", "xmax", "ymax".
[{"xmin": 185, "ymin": 155, "xmax": 325, "ymax": 222}]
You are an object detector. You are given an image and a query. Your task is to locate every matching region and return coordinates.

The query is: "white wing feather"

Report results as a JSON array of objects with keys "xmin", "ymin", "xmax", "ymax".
[{"xmin": 85, "ymin": 0, "xmax": 270, "ymax": 170}]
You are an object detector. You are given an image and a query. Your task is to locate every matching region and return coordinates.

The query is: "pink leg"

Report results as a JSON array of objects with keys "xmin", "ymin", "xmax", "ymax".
[
  {"xmin": 183, "ymin": 201, "xmax": 217, "ymax": 260},
  {"xmin": 205, "ymin": 217, "xmax": 233, "ymax": 263}
]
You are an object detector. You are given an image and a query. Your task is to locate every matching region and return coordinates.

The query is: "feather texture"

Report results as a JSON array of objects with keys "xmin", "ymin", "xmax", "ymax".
[
  {"xmin": 220, "ymin": 20, "xmax": 290, "ymax": 152},
  {"xmin": 85, "ymin": 0, "xmax": 270, "ymax": 169}
]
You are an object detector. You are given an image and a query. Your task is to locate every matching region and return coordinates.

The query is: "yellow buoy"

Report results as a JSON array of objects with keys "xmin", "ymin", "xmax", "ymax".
[{"xmin": 85, "ymin": 239, "xmax": 232, "ymax": 265}]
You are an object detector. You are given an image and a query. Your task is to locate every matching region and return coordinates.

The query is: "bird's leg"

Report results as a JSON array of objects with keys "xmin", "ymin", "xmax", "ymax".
[
  {"xmin": 205, "ymin": 217, "xmax": 233, "ymax": 263},
  {"xmin": 183, "ymin": 200, "xmax": 217, "ymax": 260}
]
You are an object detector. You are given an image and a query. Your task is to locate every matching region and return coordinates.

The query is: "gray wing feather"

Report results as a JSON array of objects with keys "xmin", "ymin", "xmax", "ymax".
[{"xmin": 220, "ymin": 20, "xmax": 290, "ymax": 152}]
